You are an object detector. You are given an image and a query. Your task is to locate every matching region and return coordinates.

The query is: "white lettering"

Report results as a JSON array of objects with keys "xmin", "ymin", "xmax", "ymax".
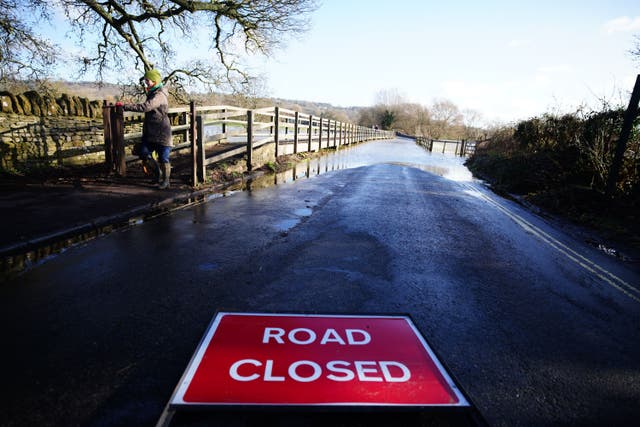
[
  {"xmin": 288, "ymin": 328, "xmax": 316, "ymax": 345},
  {"xmin": 346, "ymin": 329, "xmax": 371, "ymax": 345},
  {"xmin": 262, "ymin": 327, "xmax": 285, "ymax": 344},
  {"xmin": 288, "ymin": 360, "xmax": 322, "ymax": 382},
  {"xmin": 229, "ymin": 359, "xmax": 261, "ymax": 381},
  {"xmin": 354, "ymin": 361, "xmax": 382, "ymax": 382},
  {"xmin": 320, "ymin": 328, "xmax": 346, "ymax": 345},
  {"xmin": 264, "ymin": 359, "xmax": 285, "ymax": 382},
  {"xmin": 379, "ymin": 361, "xmax": 411, "ymax": 382},
  {"xmin": 326, "ymin": 360, "xmax": 355, "ymax": 381},
  {"xmin": 262, "ymin": 328, "xmax": 371, "ymax": 346},
  {"xmin": 228, "ymin": 359, "xmax": 411, "ymax": 383}
]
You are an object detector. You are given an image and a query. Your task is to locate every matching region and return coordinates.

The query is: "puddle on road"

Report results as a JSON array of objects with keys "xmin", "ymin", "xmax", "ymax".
[
  {"xmin": 273, "ymin": 208, "xmax": 314, "ymax": 233},
  {"xmin": 294, "ymin": 208, "xmax": 313, "ymax": 217},
  {"xmin": 273, "ymin": 218, "xmax": 301, "ymax": 232}
]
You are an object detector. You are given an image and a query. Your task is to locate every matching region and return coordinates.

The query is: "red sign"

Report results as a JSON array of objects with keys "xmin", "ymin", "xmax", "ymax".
[{"xmin": 170, "ymin": 313, "xmax": 468, "ymax": 407}]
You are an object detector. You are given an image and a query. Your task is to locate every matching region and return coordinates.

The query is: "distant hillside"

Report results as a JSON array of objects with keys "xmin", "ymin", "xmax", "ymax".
[
  {"xmin": 55, "ymin": 81, "xmax": 125, "ymax": 101},
  {"xmin": 47, "ymin": 81, "xmax": 365, "ymax": 123}
]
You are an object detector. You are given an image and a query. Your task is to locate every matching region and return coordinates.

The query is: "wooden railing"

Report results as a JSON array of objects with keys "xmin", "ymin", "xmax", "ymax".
[
  {"xmin": 414, "ymin": 136, "xmax": 476, "ymax": 157},
  {"xmin": 103, "ymin": 102, "xmax": 395, "ymax": 185}
]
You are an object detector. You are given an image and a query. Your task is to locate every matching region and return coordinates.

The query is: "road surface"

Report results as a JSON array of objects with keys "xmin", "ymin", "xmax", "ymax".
[{"xmin": 1, "ymin": 139, "xmax": 639, "ymax": 426}]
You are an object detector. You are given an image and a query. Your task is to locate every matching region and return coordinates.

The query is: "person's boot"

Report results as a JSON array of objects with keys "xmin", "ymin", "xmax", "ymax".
[
  {"xmin": 156, "ymin": 160, "xmax": 164, "ymax": 185},
  {"xmin": 142, "ymin": 157, "xmax": 160, "ymax": 184},
  {"xmin": 158, "ymin": 162, "xmax": 171, "ymax": 189}
]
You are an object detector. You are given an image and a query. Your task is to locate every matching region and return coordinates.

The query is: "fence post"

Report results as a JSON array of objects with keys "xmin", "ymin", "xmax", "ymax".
[
  {"xmin": 181, "ymin": 111, "xmax": 189, "ymax": 148},
  {"xmin": 247, "ymin": 110, "xmax": 254, "ymax": 170},
  {"xmin": 606, "ymin": 74, "xmax": 640, "ymax": 197},
  {"xmin": 324, "ymin": 119, "xmax": 329, "ymax": 148},
  {"xmin": 333, "ymin": 120, "xmax": 337, "ymax": 148},
  {"xmin": 196, "ymin": 115, "xmax": 205, "ymax": 184},
  {"xmin": 221, "ymin": 108, "xmax": 226, "ymax": 134},
  {"xmin": 102, "ymin": 101, "xmax": 113, "ymax": 169},
  {"xmin": 112, "ymin": 105, "xmax": 126, "ymax": 176},
  {"xmin": 319, "ymin": 117, "xmax": 323, "ymax": 150},
  {"xmin": 346, "ymin": 124, "xmax": 349, "ymax": 145},
  {"xmin": 344, "ymin": 122, "xmax": 348, "ymax": 146},
  {"xmin": 294, "ymin": 111, "xmax": 299, "ymax": 154},
  {"xmin": 308, "ymin": 114, "xmax": 313, "ymax": 152},
  {"xmin": 274, "ymin": 107, "xmax": 280, "ymax": 158},
  {"xmin": 190, "ymin": 101, "xmax": 198, "ymax": 186}
]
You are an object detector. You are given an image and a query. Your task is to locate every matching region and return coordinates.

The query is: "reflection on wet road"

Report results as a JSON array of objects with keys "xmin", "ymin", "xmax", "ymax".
[{"xmin": 242, "ymin": 138, "xmax": 473, "ymax": 191}]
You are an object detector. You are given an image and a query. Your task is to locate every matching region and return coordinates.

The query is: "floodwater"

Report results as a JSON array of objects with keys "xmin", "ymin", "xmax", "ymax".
[{"xmin": 243, "ymin": 137, "xmax": 474, "ymax": 192}]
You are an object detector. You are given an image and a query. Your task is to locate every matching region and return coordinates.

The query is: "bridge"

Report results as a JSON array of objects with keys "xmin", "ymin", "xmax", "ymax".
[{"xmin": 103, "ymin": 103, "xmax": 394, "ymax": 185}]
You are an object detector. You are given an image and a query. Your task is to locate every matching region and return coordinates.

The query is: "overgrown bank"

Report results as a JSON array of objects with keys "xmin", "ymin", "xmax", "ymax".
[{"xmin": 465, "ymin": 107, "xmax": 640, "ymax": 250}]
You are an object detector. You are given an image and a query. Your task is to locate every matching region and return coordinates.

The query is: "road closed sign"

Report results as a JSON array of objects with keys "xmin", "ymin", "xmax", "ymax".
[{"xmin": 170, "ymin": 312, "xmax": 469, "ymax": 407}]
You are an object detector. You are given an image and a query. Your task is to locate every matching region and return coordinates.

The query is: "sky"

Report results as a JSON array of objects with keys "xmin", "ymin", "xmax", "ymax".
[
  {"xmin": 247, "ymin": 0, "xmax": 640, "ymax": 124},
  {"xmin": 45, "ymin": 0, "xmax": 640, "ymax": 125}
]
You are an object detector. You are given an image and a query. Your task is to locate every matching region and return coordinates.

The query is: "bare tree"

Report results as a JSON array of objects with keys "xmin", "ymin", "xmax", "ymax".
[
  {"xmin": 461, "ymin": 108, "xmax": 483, "ymax": 140},
  {"xmin": 374, "ymin": 88, "xmax": 407, "ymax": 106},
  {"xmin": 2, "ymin": 0, "xmax": 317, "ymax": 94},
  {"xmin": 0, "ymin": 0, "xmax": 57, "ymax": 83},
  {"xmin": 357, "ymin": 106, "xmax": 381, "ymax": 128},
  {"xmin": 631, "ymin": 35, "xmax": 640, "ymax": 63},
  {"xmin": 428, "ymin": 98, "xmax": 463, "ymax": 139}
]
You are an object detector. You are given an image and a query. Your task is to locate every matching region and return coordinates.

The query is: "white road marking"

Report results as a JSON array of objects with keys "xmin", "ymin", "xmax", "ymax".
[{"xmin": 462, "ymin": 183, "xmax": 640, "ymax": 304}]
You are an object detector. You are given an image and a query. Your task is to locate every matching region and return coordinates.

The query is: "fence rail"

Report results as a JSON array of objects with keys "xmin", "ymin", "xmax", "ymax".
[
  {"xmin": 414, "ymin": 136, "xmax": 476, "ymax": 157},
  {"xmin": 103, "ymin": 101, "xmax": 394, "ymax": 186}
]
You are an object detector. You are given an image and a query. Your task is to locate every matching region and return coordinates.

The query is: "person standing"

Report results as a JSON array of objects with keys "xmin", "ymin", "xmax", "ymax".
[{"xmin": 119, "ymin": 69, "xmax": 173, "ymax": 189}]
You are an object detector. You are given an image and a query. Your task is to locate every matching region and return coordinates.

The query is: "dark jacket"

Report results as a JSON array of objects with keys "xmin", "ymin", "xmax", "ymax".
[{"xmin": 124, "ymin": 86, "xmax": 172, "ymax": 147}]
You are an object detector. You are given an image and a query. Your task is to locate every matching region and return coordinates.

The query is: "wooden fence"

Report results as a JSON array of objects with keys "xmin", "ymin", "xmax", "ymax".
[
  {"xmin": 414, "ymin": 136, "xmax": 476, "ymax": 157},
  {"xmin": 103, "ymin": 102, "xmax": 394, "ymax": 186}
]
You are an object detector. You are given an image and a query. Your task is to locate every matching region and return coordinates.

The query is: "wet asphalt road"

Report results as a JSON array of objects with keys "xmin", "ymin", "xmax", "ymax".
[{"xmin": 1, "ymin": 139, "xmax": 639, "ymax": 427}]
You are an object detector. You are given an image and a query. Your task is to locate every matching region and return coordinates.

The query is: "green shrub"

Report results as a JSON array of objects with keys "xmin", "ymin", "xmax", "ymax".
[{"xmin": 466, "ymin": 106, "xmax": 639, "ymax": 244}]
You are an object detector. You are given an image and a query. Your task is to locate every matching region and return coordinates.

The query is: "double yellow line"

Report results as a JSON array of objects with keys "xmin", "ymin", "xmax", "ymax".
[{"xmin": 461, "ymin": 183, "xmax": 640, "ymax": 304}]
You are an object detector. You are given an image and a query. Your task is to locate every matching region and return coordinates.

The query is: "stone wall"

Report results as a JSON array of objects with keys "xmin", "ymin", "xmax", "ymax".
[
  {"xmin": 0, "ymin": 91, "xmax": 102, "ymax": 118},
  {"xmin": 1, "ymin": 114, "xmax": 105, "ymax": 172},
  {"xmin": 250, "ymin": 142, "xmax": 276, "ymax": 170},
  {"xmin": 0, "ymin": 91, "xmax": 105, "ymax": 172}
]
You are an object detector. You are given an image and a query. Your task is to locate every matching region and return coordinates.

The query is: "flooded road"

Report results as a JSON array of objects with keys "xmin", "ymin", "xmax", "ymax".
[
  {"xmin": 256, "ymin": 137, "xmax": 472, "ymax": 187},
  {"xmin": 1, "ymin": 138, "xmax": 639, "ymax": 427}
]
